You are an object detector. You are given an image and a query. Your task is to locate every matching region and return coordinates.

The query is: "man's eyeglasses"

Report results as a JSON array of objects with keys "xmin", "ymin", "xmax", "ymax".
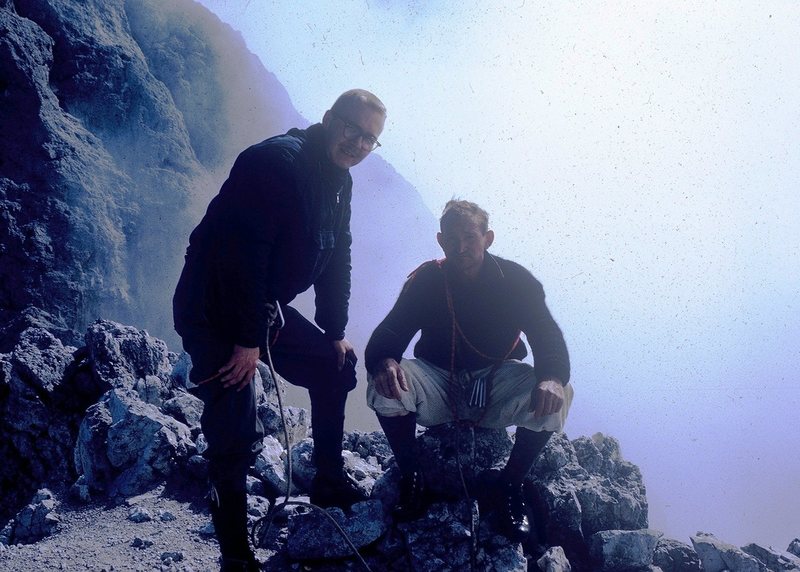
[{"xmin": 333, "ymin": 114, "xmax": 381, "ymax": 151}]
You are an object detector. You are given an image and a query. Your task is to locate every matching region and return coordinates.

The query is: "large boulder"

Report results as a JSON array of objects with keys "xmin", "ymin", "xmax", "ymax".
[
  {"xmin": 691, "ymin": 532, "xmax": 770, "ymax": 572},
  {"xmin": 653, "ymin": 537, "xmax": 703, "ymax": 572},
  {"xmin": 84, "ymin": 320, "xmax": 175, "ymax": 402},
  {"xmin": 0, "ymin": 328, "xmax": 88, "ymax": 525},
  {"xmin": 287, "ymin": 501, "xmax": 387, "ymax": 560},
  {"xmin": 0, "ymin": 489, "xmax": 60, "ymax": 546},
  {"xmin": 588, "ymin": 529, "xmax": 663, "ymax": 571},
  {"xmin": 742, "ymin": 543, "xmax": 800, "ymax": 571},
  {"xmin": 528, "ymin": 432, "xmax": 649, "ymax": 569},
  {"xmin": 74, "ymin": 388, "xmax": 195, "ymax": 497}
]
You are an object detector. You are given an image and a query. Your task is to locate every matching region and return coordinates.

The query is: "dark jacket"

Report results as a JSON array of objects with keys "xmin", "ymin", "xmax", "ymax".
[
  {"xmin": 365, "ymin": 254, "xmax": 570, "ymax": 385},
  {"xmin": 173, "ymin": 124, "xmax": 353, "ymax": 348}
]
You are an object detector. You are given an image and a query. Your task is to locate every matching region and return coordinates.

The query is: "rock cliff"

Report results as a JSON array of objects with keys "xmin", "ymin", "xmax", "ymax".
[{"xmin": 0, "ymin": 0, "xmax": 438, "ymax": 352}]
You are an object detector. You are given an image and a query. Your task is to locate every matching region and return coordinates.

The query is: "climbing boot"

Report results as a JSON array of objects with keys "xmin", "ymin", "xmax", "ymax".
[
  {"xmin": 496, "ymin": 478, "xmax": 531, "ymax": 542},
  {"xmin": 210, "ymin": 485, "xmax": 258, "ymax": 569},
  {"xmin": 309, "ymin": 471, "xmax": 367, "ymax": 510},
  {"xmin": 392, "ymin": 470, "xmax": 430, "ymax": 522},
  {"xmin": 220, "ymin": 555, "xmax": 260, "ymax": 572}
]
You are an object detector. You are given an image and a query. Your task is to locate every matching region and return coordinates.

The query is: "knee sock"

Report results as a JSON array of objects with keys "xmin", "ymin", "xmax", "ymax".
[
  {"xmin": 502, "ymin": 428, "xmax": 553, "ymax": 486},
  {"xmin": 377, "ymin": 413, "xmax": 418, "ymax": 477},
  {"xmin": 208, "ymin": 455, "xmax": 253, "ymax": 560},
  {"xmin": 309, "ymin": 387, "xmax": 347, "ymax": 477}
]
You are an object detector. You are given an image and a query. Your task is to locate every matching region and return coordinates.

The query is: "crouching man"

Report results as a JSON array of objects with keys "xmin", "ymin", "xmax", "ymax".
[{"xmin": 365, "ymin": 199, "xmax": 574, "ymax": 541}]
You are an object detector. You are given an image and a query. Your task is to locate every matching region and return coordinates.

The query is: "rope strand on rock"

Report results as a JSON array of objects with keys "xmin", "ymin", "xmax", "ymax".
[{"xmin": 248, "ymin": 326, "xmax": 374, "ymax": 572}]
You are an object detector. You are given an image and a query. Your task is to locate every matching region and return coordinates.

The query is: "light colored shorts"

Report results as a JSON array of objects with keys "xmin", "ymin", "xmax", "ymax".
[{"xmin": 366, "ymin": 358, "xmax": 573, "ymax": 432}]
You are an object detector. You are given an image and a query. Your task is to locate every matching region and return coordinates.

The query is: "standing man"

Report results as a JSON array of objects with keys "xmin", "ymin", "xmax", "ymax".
[
  {"xmin": 365, "ymin": 199, "xmax": 573, "ymax": 542},
  {"xmin": 173, "ymin": 89, "xmax": 386, "ymax": 571}
]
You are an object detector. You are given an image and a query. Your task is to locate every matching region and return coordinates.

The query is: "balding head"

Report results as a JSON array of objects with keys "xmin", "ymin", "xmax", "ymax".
[{"xmin": 331, "ymin": 89, "xmax": 387, "ymax": 118}]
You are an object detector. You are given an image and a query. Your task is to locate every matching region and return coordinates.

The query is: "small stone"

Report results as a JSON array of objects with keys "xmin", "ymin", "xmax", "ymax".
[
  {"xmin": 158, "ymin": 510, "xmax": 176, "ymax": 522},
  {"xmin": 131, "ymin": 537, "xmax": 153, "ymax": 549},
  {"xmin": 127, "ymin": 506, "xmax": 152, "ymax": 523},
  {"xmin": 161, "ymin": 551, "xmax": 184, "ymax": 562}
]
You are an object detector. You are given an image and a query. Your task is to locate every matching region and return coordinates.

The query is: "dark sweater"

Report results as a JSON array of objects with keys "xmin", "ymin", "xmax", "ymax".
[
  {"xmin": 173, "ymin": 124, "xmax": 352, "ymax": 348},
  {"xmin": 365, "ymin": 254, "xmax": 570, "ymax": 385}
]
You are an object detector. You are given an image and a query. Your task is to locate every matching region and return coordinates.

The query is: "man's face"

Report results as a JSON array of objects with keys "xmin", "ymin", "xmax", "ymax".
[
  {"xmin": 437, "ymin": 215, "xmax": 494, "ymax": 279},
  {"xmin": 323, "ymin": 103, "xmax": 386, "ymax": 170}
]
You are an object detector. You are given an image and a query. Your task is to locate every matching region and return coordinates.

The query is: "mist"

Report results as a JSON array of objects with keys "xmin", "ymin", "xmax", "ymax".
[{"xmin": 197, "ymin": 0, "xmax": 799, "ymax": 551}]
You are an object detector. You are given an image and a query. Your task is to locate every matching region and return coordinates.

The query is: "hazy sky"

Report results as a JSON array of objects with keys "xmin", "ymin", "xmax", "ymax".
[{"xmin": 198, "ymin": 0, "xmax": 799, "ymax": 550}]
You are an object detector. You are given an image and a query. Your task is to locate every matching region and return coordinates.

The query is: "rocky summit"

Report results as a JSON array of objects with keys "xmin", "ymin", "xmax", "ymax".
[
  {"xmin": 1, "ymin": 0, "xmax": 797, "ymax": 570},
  {"xmin": 1, "ymin": 319, "xmax": 797, "ymax": 571}
]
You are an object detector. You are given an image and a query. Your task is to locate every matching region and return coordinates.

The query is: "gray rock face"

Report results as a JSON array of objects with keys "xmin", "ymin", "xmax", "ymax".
[
  {"xmin": 537, "ymin": 546, "xmax": 572, "ymax": 572},
  {"xmin": 416, "ymin": 424, "xmax": 514, "ymax": 499},
  {"xmin": 0, "ymin": 489, "xmax": 60, "ymax": 545},
  {"xmin": 691, "ymin": 532, "xmax": 770, "ymax": 572},
  {"xmin": 287, "ymin": 501, "xmax": 387, "ymax": 560},
  {"xmin": 790, "ymin": 539, "xmax": 800, "ymax": 558},
  {"xmin": 84, "ymin": 320, "xmax": 174, "ymax": 398},
  {"xmin": 742, "ymin": 543, "xmax": 800, "ymax": 571},
  {"xmin": 527, "ymin": 432, "xmax": 649, "ymax": 569},
  {"xmin": 75, "ymin": 388, "xmax": 195, "ymax": 496},
  {"xmin": 588, "ymin": 529, "xmax": 663, "ymax": 571},
  {"xmin": 253, "ymin": 435, "xmax": 295, "ymax": 498},
  {"xmin": 258, "ymin": 399, "xmax": 310, "ymax": 449},
  {"xmin": 653, "ymin": 537, "xmax": 703, "ymax": 572},
  {"xmin": 0, "ymin": 0, "xmax": 203, "ymax": 345},
  {"xmin": 0, "ymin": 328, "xmax": 88, "ymax": 525}
]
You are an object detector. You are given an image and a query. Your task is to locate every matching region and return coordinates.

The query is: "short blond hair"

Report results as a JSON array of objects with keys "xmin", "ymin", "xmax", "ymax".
[{"xmin": 331, "ymin": 89, "xmax": 387, "ymax": 117}]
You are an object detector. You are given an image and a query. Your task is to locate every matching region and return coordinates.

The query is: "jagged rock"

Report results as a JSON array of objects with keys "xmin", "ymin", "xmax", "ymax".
[
  {"xmin": 691, "ymin": 532, "xmax": 769, "ymax": 572},
  {"xmin": 161, "ymin": 390, "xmax": 203, "ymax": 429},
  {"xmin": 474, "ymin": 529, "xmax": 528, "ymax": 572},
  {"xmin": 253, "ymin": 435, "xmax": 295, "ymax": 498},
  {"xmin": 84, "ymin": 320, "xmax": 173, "ymax": 402},
  {"xmin": 343, "ymin": 450, "xmax": 383, "ymax": 495},
  {"xmin": 398, "ymin": 499, "xmax": 527, "ymax": 572},
  {"xmin": 589, "ymin": 529, "xmax": 663, "ymax": 571},
  {"xmin": 528, "ymin": 432, "xmax": 649, "ymax": 569},
  {"xmin": 289, "ymin": 438, "xmax": 316, "ymax": 491},
  {"xmin": 287, "ymin": 501, "xmax": 386, "ymax": 560},
  {"xmin": 0, "ymin": 0, "xmax": 206, "ymax": 351},
  {"xmin": 653, "ymin": 537, "xmax": 702, "ymax": 572},
  {"xmin": 400, "ymin": 500, "xmax": 478, "ymax": 572},
  {"xmin": 790, "ymin": 539, "xmax": 800, "ymax": 558},
  {"xmin": 0, "ymin": 328, "xmax": 88, "ymax": 525},
  {"xmin": 345, "ymin": 430, "xmax": 395, "ymax": 471},
  {"xmin": 74, "ymin": 388, "xmax": 195, "ymax": 496},
  {"xmin": 246, "ymin": 496, "xmax": 271, "ymax": 522},
  {"xmin": 0, "ymin": 489, "xmax": 60, "ymax": 545},
  {"xmin": 537, "ymin": 545, "xmax": 572, "ymax": 572},
  {"xmin": 258, "ymin": 399, "xmax": 310, "ymax": 448},
  {"xmin": 742, "ymin": 543, "xmax": 800, "ymax": 571},
  {"xmin": 131, "ymin": 537, "xmax": 153, "ymax": 549},
  {"xmin": 416, "ymin": 424, "xmax": 513, "ymax": 499},
  {"xmin": 570, "ymin": 433, "xmax": 649, "ymax": 535}
]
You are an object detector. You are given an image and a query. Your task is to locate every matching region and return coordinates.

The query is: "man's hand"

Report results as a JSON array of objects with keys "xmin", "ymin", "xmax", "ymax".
[
  {"xmin": 332, "ymin": 338, "xmax": 356, "ymax": 371},
  {"xmin": 532, "ymin": 379, "xmax": 565, "ymax": 418},
  {"xmin": 373, "ymin": 358, "xmax": 408, "ymax": 400},
  {"xmin": 219, "ymin": 344, "xmax": 261, "ymax": 391}
]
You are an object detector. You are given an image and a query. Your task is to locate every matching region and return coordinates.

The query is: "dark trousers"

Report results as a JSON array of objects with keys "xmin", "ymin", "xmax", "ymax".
[{"xmin": 181, "ymin": 305, "xmax": 357, "ymax": 487}]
